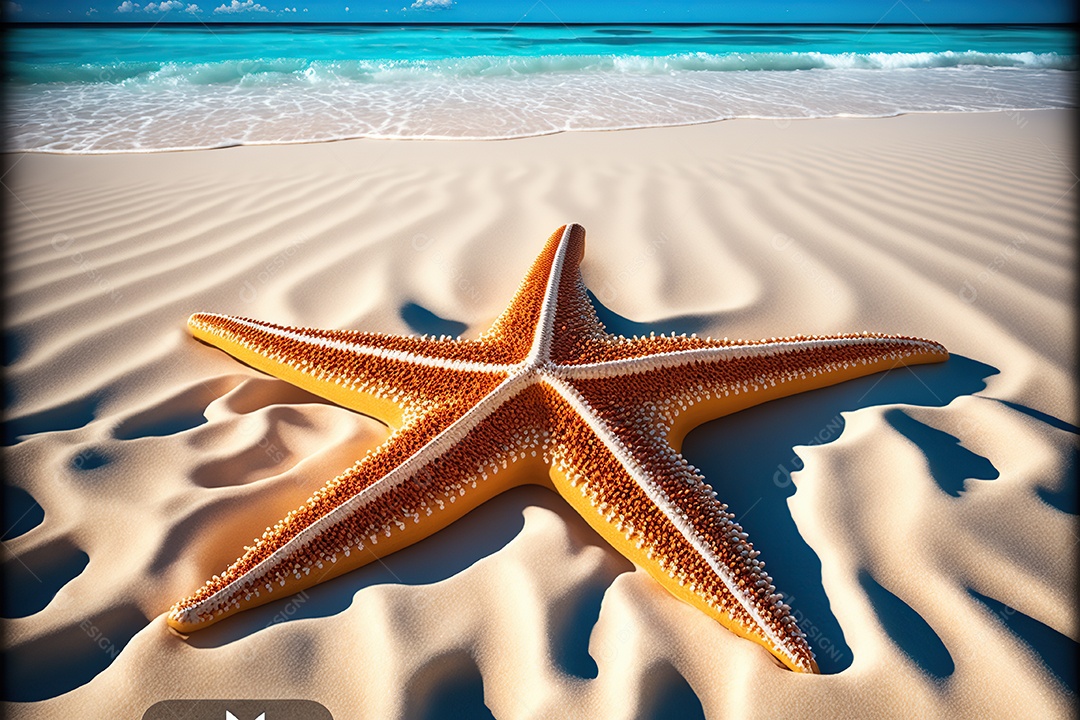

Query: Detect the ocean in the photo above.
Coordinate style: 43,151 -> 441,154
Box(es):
5,23 -> 1075,153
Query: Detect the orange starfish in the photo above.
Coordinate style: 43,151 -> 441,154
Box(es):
168,224 -> 947,673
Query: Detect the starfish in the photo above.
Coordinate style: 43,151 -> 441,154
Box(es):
168,224 -> 947,673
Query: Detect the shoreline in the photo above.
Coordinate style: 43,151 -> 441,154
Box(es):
3,109 -> 1075,718
5,106 -> 1069,156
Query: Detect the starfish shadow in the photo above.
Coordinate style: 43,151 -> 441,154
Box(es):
186,486 -> 633,683
681,353 -> 998,673
400,302 -> 468,339
588,290 -> 713,338
185,486 -> 625,653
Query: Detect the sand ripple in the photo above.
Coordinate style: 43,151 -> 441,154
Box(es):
2,110 -> 1075,718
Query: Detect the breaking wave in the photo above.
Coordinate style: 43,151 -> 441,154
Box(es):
7,50 -> 1077,87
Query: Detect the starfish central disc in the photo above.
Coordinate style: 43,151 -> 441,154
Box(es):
168,224 -> 948,674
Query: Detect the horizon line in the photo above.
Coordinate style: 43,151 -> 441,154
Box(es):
7,21 -> 1075,28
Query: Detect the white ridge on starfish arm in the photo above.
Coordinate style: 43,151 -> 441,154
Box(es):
526,223 -> 577,366
189,313 -> 517,375
540,372 -> 810,672
559,334 -> 948,379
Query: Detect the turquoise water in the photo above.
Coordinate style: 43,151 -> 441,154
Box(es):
5,24 -> 1076,152
8,24 -> 1076,72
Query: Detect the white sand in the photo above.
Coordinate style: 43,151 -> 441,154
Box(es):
2,110 -> 1076,718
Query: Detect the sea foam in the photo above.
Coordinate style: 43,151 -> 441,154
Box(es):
8,50 -> 1077,86
6,46 -> 1076,153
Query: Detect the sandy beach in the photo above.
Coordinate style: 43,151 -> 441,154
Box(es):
2,109 -> 1076,718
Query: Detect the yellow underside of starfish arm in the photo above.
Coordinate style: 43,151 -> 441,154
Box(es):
189,318 -> 408,430
168,456 -> 548,634
666,349 -> 949,452
547,464 -> 816,673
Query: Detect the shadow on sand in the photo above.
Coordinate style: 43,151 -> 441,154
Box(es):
9,299 -> 1076,704
680,351 -> 999,673
968,588 -> 1078,694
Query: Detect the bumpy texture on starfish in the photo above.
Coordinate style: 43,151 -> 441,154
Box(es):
168,224 -> 948,672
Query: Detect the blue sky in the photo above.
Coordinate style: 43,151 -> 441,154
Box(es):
4,0 -> 1074,23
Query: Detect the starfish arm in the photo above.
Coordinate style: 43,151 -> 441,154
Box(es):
478,224 -> 587,363
560,332 -> 948,447
542,376 -> 818,673
188,312 -> 511,429
167,380 -> 552,633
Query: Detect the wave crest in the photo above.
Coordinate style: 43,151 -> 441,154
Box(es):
9,50 -> 1077,86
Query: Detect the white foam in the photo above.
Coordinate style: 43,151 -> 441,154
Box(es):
6,61 -> 1075,153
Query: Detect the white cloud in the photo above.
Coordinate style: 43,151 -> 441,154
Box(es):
86,6 -> 98,14
344,5 -> 349,11
6,1 -> 22,12
117,0 -> 198,12
145,0 -> 185,11
213,0 -> 269,12
410,0 -> 453,9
